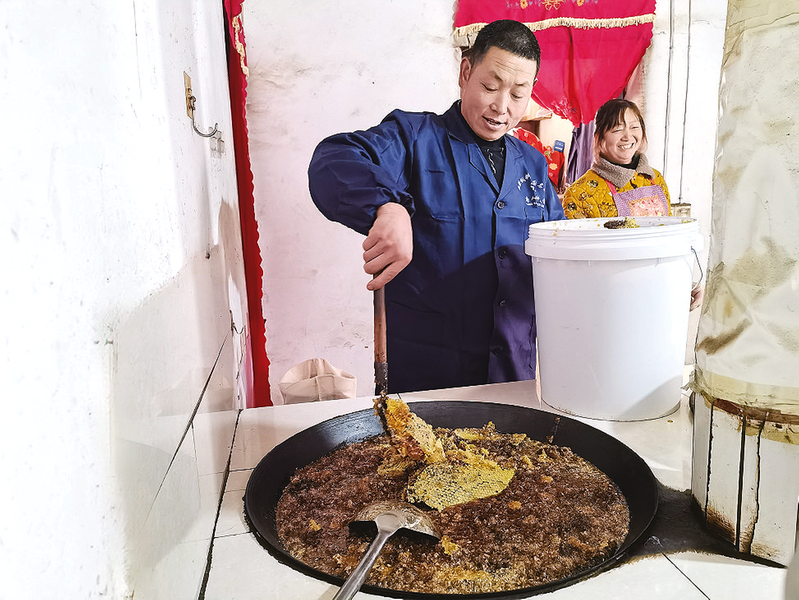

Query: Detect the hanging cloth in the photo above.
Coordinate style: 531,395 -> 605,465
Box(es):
454,0 -> 656,126
224,0 -> 272,406
566,121 -> 595,184
693,3 -> 799,414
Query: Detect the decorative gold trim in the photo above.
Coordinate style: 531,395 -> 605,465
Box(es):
232,16 -> 249,79
453,15 -> 656,47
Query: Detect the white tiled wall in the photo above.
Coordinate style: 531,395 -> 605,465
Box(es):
2,1 -> 249,598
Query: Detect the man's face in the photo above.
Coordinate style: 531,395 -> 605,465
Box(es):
459,47 -> 538,141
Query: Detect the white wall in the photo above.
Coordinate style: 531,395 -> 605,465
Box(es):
645,0 -> 727,256
246,1 -> 461,402
1,2 -> 248,597
247,2 -> 728,402
644,0 -> 728,355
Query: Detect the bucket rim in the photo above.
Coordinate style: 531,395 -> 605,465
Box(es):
525,216 -> 703,261
528,216 -> 699,234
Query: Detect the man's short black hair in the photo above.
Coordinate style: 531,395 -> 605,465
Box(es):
466,20 -> 541,72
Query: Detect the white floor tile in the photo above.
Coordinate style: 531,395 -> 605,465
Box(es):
668,551 -> 786,599
533,554 -> 708,599
225,468 -> 253,492
214,487 -> 250,538
230,398 -> 375,471
195,471 -> 225,543
204,532 -> 385,600
199,471 -> 225,498
192,408 -> 239,476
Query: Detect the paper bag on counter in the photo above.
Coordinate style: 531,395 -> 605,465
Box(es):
279,358 -> 357,404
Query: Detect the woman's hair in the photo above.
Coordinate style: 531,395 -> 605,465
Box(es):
593,98 -> 648,158
466,20 -> 541,74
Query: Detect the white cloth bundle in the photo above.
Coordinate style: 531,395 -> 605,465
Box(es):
278,358 -> 357,404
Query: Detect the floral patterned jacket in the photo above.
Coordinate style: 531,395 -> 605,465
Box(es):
561,153 -> 671,219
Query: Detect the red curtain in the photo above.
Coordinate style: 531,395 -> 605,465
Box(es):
454,1 -> 656,126
224,0 -> 272,407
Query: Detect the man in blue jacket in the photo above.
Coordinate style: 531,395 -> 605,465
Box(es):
308,20 -> 565,393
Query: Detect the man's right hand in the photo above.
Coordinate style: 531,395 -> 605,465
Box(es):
362,202 -> 413,290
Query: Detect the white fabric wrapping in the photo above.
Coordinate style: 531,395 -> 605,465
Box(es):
279,358 -> 357,404
693,3 -> 799,413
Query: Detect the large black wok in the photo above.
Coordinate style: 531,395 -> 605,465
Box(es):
244,401 -> 658,598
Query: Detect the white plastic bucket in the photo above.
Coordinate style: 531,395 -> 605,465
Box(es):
525,217 -> 703,421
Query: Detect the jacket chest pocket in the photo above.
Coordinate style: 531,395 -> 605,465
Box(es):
413,168 -> 462,220
502,183 -> 545,225
490,187 -> 546,250
522,201 -> 545,225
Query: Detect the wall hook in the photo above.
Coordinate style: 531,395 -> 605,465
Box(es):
188,94 -> 219,138
184,72 -> 219,138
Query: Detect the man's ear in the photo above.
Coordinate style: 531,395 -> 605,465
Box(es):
458,57 -> 472,88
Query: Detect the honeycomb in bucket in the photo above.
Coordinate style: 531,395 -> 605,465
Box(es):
603,217 -> 639,229
375,396 -> 515,510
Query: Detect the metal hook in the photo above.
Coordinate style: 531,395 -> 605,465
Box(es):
188,94 -> 219,138
691,246 -> 704,287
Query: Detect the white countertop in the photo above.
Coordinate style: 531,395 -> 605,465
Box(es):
204,380 -> 787,599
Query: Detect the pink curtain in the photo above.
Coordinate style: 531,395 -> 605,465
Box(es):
454,1 -> 656,126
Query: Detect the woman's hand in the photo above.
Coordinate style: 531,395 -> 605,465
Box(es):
362,202 -> 413,290
690,284 -> 704,311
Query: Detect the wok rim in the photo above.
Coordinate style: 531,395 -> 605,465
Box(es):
243,401 -> 659,599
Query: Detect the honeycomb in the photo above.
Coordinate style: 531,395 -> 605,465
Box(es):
377,396 -> 445,463
406,453 -> 515,510
376,396 -> 515,509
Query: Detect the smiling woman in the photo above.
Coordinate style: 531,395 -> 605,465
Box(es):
598,105 -> 645,165
560,99 -> 704,311
561,98 -> 670,220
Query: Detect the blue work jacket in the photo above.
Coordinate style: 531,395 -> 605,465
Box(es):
309,101 -> 564,393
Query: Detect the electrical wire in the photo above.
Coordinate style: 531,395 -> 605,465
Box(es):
664,0 -> 674,179
678,0 -> 693,202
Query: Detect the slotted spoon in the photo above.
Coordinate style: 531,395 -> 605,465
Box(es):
332,500 -> 439,600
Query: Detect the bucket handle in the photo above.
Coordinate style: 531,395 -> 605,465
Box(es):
691,247 -> 704,287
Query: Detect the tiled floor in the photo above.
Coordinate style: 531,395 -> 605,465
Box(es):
203,381 -> 789,599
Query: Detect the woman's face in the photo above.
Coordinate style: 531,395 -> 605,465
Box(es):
598,109 -> 642,165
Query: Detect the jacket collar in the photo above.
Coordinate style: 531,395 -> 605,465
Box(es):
443,101 -> 508,193
442,101 -> 477,143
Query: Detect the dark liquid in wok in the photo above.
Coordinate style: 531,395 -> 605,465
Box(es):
275,424 -> 629,594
